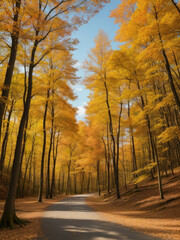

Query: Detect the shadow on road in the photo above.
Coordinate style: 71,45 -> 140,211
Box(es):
41,195 -> 161,240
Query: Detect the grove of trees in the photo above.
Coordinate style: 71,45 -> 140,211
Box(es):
0,0 -> 179,229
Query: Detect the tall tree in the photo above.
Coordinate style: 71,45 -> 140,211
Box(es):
0,0 -> 22,140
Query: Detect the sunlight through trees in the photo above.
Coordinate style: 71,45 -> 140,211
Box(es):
0,0 -> 179,230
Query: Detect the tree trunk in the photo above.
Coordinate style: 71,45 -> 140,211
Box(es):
38,88 -> 50,202
102,134 -> 110,194
7,117 -> 16,172
17,119 -> 28,197
146,115 -> 164,199
104,80 -> 120,199
81,171 -> 85,194
148,137 -> 154,179
61,171 -> 64,193
0,37 -> 37,228
154,6 -> 180,111
97,160 -> 101,196
116,102 -> 123,195
46,125 -> 53,198
107,124 -> 111,193
171,0 -> 180,13
50,132 -> 59,198
21,135 -> 35,197
121,136 -> 127,190
86,172 -> 91,193
128,100 -> 137,174
33,152 -> 36,195
137,79 -> 164,199
58,169 -> 61,194
0,101 -> 14,171
153,136 -> 164,199
0,0 -> 22,140
66,160 -> 71,195
74,173 -> 77,194
27,157 -> 32,194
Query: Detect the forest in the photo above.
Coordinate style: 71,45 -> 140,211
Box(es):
0,0 -> 180,234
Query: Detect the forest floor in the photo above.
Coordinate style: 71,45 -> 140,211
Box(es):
0,195 -> 67,240
0,168 -> 180,240
87,167 -> 180,240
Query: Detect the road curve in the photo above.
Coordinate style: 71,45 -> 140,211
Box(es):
41,194 -> 161,240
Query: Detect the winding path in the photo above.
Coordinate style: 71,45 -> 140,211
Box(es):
41,194 -> 161,240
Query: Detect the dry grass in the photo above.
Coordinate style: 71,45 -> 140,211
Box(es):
87,168 -> 180,240
0,195 -> 66,240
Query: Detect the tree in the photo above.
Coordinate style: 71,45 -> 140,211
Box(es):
83,30 -> 125,198
0,0 -> 22,140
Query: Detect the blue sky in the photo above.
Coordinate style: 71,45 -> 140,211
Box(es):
72,1 -> 120,121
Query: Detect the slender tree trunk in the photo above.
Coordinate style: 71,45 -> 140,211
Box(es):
61,171 -> 64,193
46,125 -> 53,198
66,160 -> 71,195
86,172 -> 91,193
162,48 -> 180,111
164,114 -> 175,175
27,157 -> 32,194
21,158 -> 29,198
121,136 -> 127,189
58,169 -> 61,194
7,117 -> 15,172
97,160 -> 101,196
33,152 -> 36,195
74,172 -> 77,194
17,119 -> 28,197
172,51 -> 180,79
171,0 -> 180,13
65,144 -> 75,195
103,163 -> 106,191
81,171 -> 85,194
128,100 -> 137,174
2,106 -> 8,131
38,88 -> 50,202
0,0 -> 22,140
148,137 -> 154,178
103,80 -> 120,199
146,115 -> 164,199
107,124 -> 110,193
21,135 -> 35,197
175,145 -> 180,165
102,135 -> 110,194
137,79 -> 164,199
50,132 -> 59,198
116,102 -> 123,196
0,101 -> 14,171
153,136 -> 164,199
154,6 -> 180,111
0,37 -> 37,228
111,158 -> 115,189
17,57 -> 29,197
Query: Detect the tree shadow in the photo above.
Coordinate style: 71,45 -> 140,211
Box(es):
41,218 -> 161,240
39,195 -> 161,240
43,196 -> 95,212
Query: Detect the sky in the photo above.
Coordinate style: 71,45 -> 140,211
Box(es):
71,1 -> 120,121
